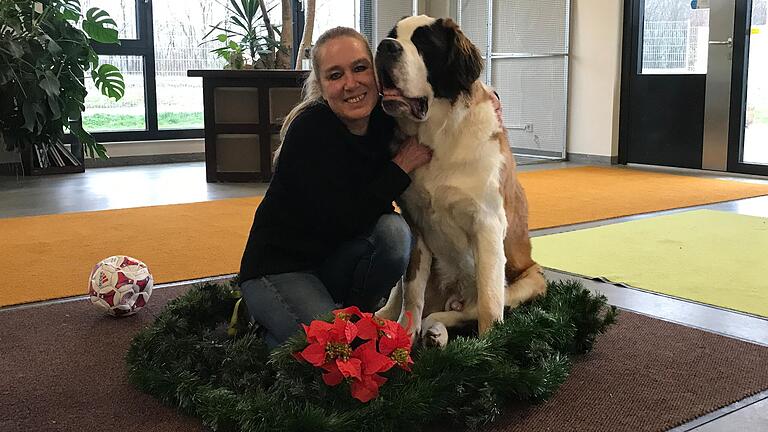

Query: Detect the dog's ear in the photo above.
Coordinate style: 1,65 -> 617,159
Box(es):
442,18 -> 483,94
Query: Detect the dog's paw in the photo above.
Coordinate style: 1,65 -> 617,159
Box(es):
422,322 -> 449,348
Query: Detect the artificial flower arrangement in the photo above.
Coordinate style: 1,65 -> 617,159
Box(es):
294,306 -> 414,402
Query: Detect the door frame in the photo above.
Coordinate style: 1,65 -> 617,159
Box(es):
618,0 -> 640,166
727,0 -> 768,175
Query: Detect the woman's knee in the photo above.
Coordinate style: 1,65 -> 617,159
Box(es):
371,213 -> 412,265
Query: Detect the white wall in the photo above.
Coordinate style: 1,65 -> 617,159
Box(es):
567,0 -> 624,158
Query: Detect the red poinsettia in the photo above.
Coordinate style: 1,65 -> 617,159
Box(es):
297,317 -> 362,382
378,312 -> 414,371
295,306 -> 414,403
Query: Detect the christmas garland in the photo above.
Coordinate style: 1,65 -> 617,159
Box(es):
126,279 -> 617,432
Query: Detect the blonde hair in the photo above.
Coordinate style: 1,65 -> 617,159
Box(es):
274,27 -> 373,164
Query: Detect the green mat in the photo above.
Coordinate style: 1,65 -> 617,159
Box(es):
532,210 -> 768,317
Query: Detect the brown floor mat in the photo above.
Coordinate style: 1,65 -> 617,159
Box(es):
1,286 -> 767,432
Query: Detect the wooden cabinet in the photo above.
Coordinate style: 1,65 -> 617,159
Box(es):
187,69 -> 309,182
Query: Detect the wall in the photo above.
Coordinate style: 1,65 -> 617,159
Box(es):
0,147 -> 21,164
567,0 -> 624,161
97,139 -> 204,158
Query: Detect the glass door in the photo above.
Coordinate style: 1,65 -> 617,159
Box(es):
727,0 -> 768,175
743,0 -> 767,165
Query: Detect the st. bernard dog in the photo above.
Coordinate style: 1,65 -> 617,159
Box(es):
375,16 -> 547,347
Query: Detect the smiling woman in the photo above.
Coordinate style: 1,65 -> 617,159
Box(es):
238,27 -> 434,348
316,36 -> 379,135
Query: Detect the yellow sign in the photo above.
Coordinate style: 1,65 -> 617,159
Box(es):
753,27 -> 761,35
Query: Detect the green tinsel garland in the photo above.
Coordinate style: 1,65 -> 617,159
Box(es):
126,279 -> 617,432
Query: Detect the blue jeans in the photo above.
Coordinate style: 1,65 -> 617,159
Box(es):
240,213 -> 411,348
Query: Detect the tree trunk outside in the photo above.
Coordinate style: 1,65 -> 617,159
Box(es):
276,0 -> 293,69
295,0 -> 315,70
257,0 -> 277,68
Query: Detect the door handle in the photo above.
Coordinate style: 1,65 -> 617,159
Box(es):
709,37 -> 733,47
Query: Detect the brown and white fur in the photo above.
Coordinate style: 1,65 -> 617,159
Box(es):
374,16 -> 546,347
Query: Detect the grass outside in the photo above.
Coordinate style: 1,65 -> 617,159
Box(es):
80,108 -> 768,132
82,112 -> 204,131
756,109 -> 768,124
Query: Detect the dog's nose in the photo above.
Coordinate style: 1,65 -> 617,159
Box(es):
378,39 -> 403,56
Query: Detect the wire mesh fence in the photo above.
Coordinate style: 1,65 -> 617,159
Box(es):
642,20 -> 708,73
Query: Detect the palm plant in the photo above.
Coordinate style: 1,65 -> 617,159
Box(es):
0,0 -> 126,161
202,0 -> 291,69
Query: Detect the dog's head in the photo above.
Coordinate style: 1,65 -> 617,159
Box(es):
375,16 -> 483,122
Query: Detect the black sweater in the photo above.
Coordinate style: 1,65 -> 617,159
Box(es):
239,101 -> 411,282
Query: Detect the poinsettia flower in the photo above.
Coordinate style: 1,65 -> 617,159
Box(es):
378,314 -> 414,371
356,312 -> 386,340
297,317 -> 358,367
320,362 -> 344,386
332,305 -> 363,321
353,340 -> 395,375
350,372 -> 388,403
319,355 -> 363,383
331,316 -> 358,343
294,309 -> 416,404
335,356 -> 362,380
302,320 -> 334,344
298,340 -> 329,367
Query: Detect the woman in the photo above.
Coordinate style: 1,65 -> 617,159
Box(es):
239,27 -> 432,348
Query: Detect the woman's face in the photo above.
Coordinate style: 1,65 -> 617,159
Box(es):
317,36 -> 378,135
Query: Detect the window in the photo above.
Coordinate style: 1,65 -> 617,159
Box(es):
152,0 -> 228,130
313,0 -> 360,42
641,0 -> 710,74
79,0 -> 293,142
83,55 -> 146,131
81,0 -> 138,39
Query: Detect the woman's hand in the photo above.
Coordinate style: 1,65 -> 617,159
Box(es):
392,136 -> 432,173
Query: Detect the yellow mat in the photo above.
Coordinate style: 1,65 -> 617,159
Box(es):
2,166 -> 768,307
532,210 -> 768,317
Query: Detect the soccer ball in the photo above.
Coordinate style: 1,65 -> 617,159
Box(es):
88,255 -> 154,317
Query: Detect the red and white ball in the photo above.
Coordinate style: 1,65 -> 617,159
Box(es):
88,255 -> 153,316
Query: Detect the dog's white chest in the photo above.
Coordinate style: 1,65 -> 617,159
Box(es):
401,140 -> 505,279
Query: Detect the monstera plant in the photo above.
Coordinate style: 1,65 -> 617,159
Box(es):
0,0 -> 125,162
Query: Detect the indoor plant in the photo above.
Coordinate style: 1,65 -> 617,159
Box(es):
202,0 -> 292,69
202,0 -> 316,70
0,0 -> 126,165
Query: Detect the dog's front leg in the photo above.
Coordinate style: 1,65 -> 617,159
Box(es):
400,234 -> 432,341
376,279 -> 403,321
472,222 -> 506,335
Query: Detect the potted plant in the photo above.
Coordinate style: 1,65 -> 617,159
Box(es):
202,0 -> 293,69
0,0 -> 126,172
